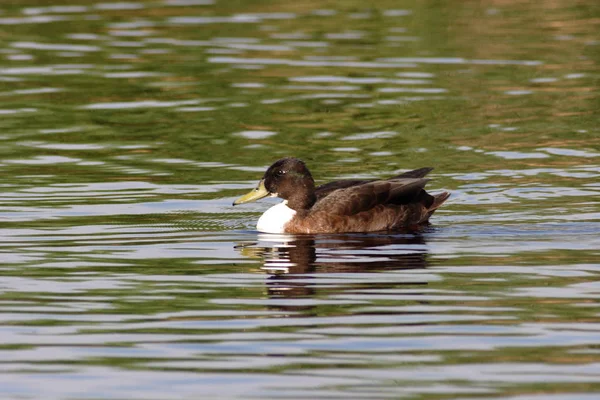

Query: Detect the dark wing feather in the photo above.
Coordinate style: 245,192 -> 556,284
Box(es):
312,178 -> 430,216
315,179 -> 372,200
390,167 -> 433,179
315,167 -> 433,200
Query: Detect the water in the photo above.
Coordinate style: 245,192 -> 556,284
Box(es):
1,0 -> 599,398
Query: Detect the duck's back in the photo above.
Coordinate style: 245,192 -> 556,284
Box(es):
314,167 -> 434,200
285,177 -> 449,234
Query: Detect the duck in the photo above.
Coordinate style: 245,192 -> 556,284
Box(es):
233,157 -> 450,234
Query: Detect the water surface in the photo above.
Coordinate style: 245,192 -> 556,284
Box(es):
0,0 -> 599,398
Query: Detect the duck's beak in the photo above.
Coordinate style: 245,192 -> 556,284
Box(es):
233,179 -> 270,205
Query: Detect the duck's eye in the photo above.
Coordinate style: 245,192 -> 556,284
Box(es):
275,170 -> 286,177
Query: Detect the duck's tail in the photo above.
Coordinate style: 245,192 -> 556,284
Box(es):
431,192 -> 450,210
424,191 -> 450,220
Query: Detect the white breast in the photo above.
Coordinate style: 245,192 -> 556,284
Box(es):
256,201 -> 297,234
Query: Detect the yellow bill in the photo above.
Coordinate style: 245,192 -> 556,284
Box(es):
233,179 -> 270,205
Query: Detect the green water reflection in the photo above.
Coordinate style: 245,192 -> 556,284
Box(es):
0,0 -> 599,399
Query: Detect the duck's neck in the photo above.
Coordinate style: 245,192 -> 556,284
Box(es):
286,190 -> 316,211
277,170 -> 317,212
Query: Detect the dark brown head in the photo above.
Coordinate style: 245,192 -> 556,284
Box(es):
233,157 -> 317,211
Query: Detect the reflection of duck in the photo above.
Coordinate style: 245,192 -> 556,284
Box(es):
236,233 -> 429,303
233,158 -> 449,234
237,233 -> 428,274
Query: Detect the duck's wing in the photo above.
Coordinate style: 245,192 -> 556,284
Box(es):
390,167 -> 433,179
315,179 -> 372,200
311,178 -> 431,216
315,167 -> 433,200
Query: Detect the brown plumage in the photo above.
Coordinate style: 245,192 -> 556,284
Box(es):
233,158 -> 450,234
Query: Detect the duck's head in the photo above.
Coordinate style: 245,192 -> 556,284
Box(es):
233,157 -> 316,210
